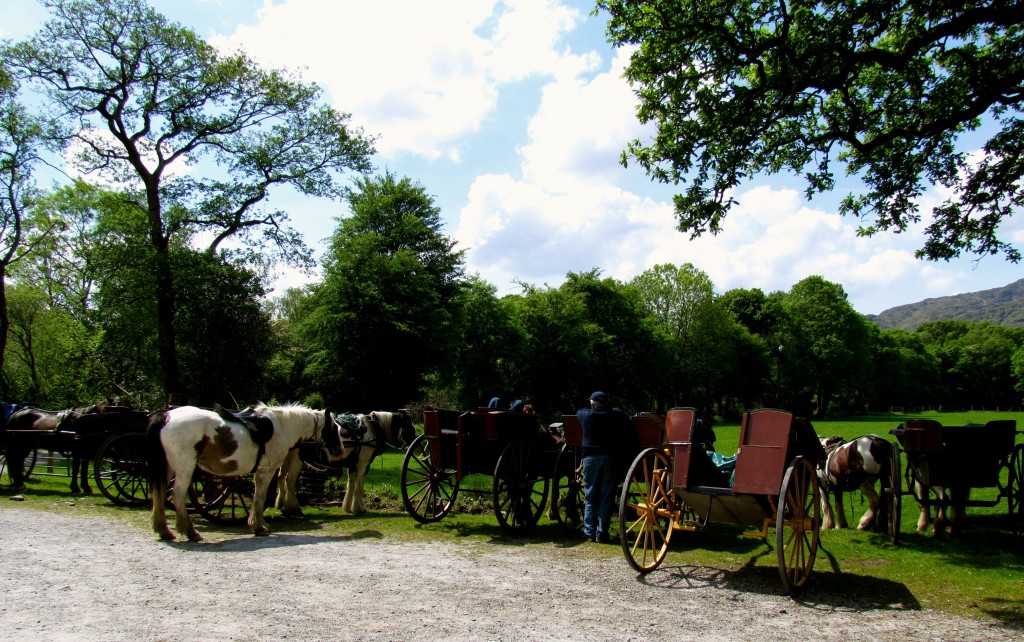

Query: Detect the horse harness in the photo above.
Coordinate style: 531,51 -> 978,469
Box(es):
340,412 -> 394,472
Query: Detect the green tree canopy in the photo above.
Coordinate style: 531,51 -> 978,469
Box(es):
6,0 -> 375,402
599,0 -> 1024,262
301,173 -> 465,411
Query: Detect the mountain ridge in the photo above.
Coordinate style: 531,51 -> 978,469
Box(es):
867,278 -> 1024,330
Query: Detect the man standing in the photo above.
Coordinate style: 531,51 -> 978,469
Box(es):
577,391 -> 629,543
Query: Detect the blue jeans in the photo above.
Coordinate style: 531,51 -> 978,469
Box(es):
582,454 -> 616,538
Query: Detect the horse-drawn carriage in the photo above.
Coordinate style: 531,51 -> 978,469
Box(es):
401,406 -> 564,533
0,404 -> 152,506
618,407 -> 825,592
890,418 -> 1023,539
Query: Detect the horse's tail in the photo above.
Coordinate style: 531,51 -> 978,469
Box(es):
146,410 -> 170,532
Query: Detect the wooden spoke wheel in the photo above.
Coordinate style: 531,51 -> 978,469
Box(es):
551,443 -> 584,531
886,445 -> 902,544
619,448 -> 675,574
93,432 -> 149,507
1008,444 -> 1024,541
400,434 -> 458,523
493,439 -> 549,534
776,456 -> 820,592
189,471 -> 253,525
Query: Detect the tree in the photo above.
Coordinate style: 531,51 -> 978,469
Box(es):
0,61 -> 63,391
781,276 -> 872,415
629,263 -> 737,413
7,0 -> 375,403
599,0 -> 1024,262
301,173 -> 465,411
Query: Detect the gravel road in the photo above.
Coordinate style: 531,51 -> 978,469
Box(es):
0,503 -> 1019,641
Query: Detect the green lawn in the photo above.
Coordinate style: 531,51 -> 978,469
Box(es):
2,410 -> 1021,628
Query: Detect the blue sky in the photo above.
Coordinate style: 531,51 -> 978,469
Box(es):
4,0 -> 1022,315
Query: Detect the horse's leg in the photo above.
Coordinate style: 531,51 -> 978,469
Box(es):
150,467 -> 177,541
948,487 -> 968,535
820,489 -> 836,529
932,487 -> 949,537
915,480 -> 931,532
858,481 -> 880,530
5,445 -> 28,492
80,444 -> 91,494
249,468 -> 274,536
833,491 -> 849,529
276,451 -> 303,517
171,467 -> 201,542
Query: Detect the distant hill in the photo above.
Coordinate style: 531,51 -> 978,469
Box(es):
868,279 -> 1024,330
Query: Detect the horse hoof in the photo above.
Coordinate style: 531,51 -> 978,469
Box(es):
188,532 -> 204,542
254,526 -> 271,536
159,531 -> 176,541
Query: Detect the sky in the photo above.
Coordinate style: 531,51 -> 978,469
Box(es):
3,0 -> 1022,315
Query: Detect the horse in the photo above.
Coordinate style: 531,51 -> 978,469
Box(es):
2,403 -> 111,493
147,403 -> 348,542
291,409 -> 417,515
817,435 -> 892,530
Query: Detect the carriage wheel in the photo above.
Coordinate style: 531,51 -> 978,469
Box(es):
551,443 -> 584,531
93,432 -> 149,506
776,456 -> 820,592
1008,444 -> 1024,540
190,471 -> 253,525
886,445 -> 902,544
619,448 -> 675,574
493,439 -> 550,534
400,434 -> 458,523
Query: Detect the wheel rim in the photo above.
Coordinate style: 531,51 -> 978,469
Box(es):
94,432 -> 149,506
620,448 -> 674,573
400,435 -> 457,523
190,472 -> 253,525
776,456 -> 820,591
1009,445 -> 1024,540
493,440 -> 549,534
552,444 -> 584,531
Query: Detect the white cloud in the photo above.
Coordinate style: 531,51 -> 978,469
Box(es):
212,0 -> 595,161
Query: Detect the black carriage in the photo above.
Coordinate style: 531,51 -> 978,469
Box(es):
400,406 -> 562,534
619,407 -> 825,592
0,407 -> 152,506
890,418 -> 1023,538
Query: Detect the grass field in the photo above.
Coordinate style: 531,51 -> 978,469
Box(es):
1,409 -> 1022,627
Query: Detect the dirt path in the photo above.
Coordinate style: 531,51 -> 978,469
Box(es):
0,504 -> 1018,641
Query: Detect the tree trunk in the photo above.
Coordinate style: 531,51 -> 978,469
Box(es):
153,246 -> 183,407
0,263 -> 8,397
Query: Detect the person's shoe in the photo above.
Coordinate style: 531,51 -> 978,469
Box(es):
596,532 -> 613,544
584,532 -> 596,542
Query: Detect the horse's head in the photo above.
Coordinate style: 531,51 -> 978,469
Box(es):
320,408 -> 347,462
393,409 -> 416,447
820,435 -> 845,453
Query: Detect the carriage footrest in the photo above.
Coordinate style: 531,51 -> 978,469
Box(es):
685,484 -> 732,495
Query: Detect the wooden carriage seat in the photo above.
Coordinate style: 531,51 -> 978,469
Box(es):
731,408 -> 793,495
669,407 -> 731,491
632,412 -> 664,450
560,415 -> 583,447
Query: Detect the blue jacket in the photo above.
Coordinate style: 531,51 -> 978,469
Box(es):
577,405 -> 629,457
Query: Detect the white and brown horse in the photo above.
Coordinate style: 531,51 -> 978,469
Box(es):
147,403 -> 347,541
818,435 -> 893,530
